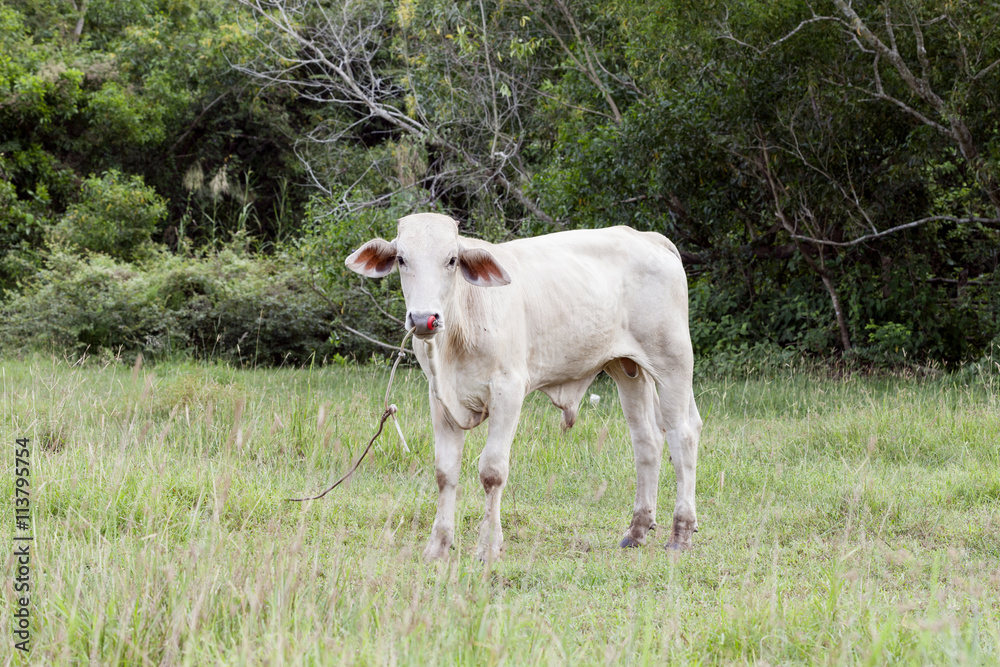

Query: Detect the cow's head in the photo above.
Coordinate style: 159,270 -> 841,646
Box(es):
345,213 -> 511,338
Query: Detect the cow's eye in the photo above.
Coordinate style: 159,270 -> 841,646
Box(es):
396,256 -> 406,267
447,256 -> 457,268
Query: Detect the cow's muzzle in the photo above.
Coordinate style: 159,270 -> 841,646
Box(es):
407,311 -> 441,337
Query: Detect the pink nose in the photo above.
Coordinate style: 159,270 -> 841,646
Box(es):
408,311 -> 441,336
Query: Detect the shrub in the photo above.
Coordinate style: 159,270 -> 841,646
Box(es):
0,249 -> 182,356
169,247 -> 342,366
54,170 -> 167,261
0,171 -> 47,296
0,243 -> 341,365
297,192 -> 418,359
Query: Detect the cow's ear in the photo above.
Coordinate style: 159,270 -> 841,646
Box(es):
459,247 -> 511,287
346,238 -> 397,277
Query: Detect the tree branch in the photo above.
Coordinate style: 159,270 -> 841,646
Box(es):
69,0 -> 88,41
357,282 -> 404,325
791,216 -> 1000,247
522,0 -> 622,123
169,91 -> 230,155
341,324 -> 412,355
756,139 -> 852,350
235,0 -> 558,224
829,0 -> 999,213
306,274 -> 411,355
718,9 -> 837,55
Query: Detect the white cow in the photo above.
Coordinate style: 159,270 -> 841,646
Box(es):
346,213 -> 702,561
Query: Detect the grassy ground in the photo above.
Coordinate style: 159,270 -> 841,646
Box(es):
2,353 -> 998,665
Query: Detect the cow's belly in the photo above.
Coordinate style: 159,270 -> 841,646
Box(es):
525,333 -> 621,390
511,238 -> 687,390
520,281 -> 634,389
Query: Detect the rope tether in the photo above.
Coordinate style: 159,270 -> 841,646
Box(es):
287,327 -> 415,502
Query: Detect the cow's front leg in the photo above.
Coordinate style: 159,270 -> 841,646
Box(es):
423,394 -> 466,561
475,383 -> 524,562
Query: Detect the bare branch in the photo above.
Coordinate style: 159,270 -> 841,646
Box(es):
884,4 -> 897,55
831,0 -> 941,110
292,140 -> 333,198
755,139 -> 852,350
841,80 -> 952,136
717,0 -> 984,152
477,0 -> 502,156
306,274 -> 411,354
235,0 -> 425,136
341,324 -> 412,355
903,1 -> 932,79
65,0 -> 90,41
170,91 -> 229,155
718,10 -> 838,55
523,82 -> 617,121
971,57 -> 1000,82
829,0 -> 999,213
357,282 -> 405,326
592,53 -> 645,97
779,117 -> 878,235
553,0 -> 621,123
522,0 -> 622,123
791,216 -> 1000,247
234,0 -> 558,224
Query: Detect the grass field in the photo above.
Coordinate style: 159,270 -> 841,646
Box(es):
2,353 -> 999,665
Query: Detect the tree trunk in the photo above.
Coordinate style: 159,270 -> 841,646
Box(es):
71,0 -> 88,41
788,234 -> 853,352
819,272 -> 852,352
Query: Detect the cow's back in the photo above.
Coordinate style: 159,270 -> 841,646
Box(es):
464,226 -> 688,386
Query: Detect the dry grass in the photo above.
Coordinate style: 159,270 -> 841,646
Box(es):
2,353 -> 998,664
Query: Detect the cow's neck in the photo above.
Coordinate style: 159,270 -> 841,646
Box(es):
419,280 -> 488,429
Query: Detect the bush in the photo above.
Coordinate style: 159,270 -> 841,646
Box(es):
0,243 -> 341,365
0,250 -> 181,356
54,170 -> 167,261
0,171 -> 47,296
167,247 -> 342,366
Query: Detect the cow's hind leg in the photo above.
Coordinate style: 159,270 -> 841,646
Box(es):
423,394 -> 466,561
606,360 -> 663,548
660,385 -> 702,550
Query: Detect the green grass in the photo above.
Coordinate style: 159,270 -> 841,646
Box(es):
2,353 -> 999,665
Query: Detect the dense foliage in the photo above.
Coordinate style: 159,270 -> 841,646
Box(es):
2,0 -> 998,367
1,241 -> 339,365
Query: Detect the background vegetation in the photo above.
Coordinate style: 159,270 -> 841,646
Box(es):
1,0 -> 999,368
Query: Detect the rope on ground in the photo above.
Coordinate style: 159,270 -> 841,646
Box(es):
286,327 -> 415,502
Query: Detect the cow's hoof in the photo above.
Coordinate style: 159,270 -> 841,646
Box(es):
666,516 -> 696,551
474,530 -> 504,561
619,535 -> 641,548
422,535 -> 452,561
474,544 -> 503,562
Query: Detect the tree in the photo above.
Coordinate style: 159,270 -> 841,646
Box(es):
719,0 -> 1000,352
233,0 -> 642,229
538,0 -> 1000,361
